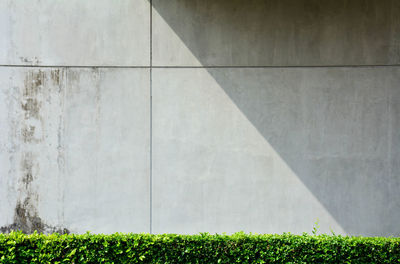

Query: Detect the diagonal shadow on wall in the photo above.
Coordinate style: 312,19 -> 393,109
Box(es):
151,0 -> 400,236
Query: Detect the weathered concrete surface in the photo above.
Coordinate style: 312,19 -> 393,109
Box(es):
152,67 -> 400,236
0,0 -> 150,66
152,0 -> 400,66
0,68 -> 67,233
1,0 -> 399,237
0,68 -> 150,234
63,68 -> 150,233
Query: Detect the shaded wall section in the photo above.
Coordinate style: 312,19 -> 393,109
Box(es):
152,0 -> 400,66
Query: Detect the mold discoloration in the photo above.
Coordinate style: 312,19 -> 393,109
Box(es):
14,199 -> 43,232
23,70 -> 45,97
21,172 -> 33,188
20,71 -> 45,143
0,152 -> 69,234
19,56 -> 41,66
51,69 -> 61,86
18,71 -> 43,231
21,152 -> 35,186
21,120 -> 43,144
0,69 -> 69,234
0,200 -> 70,234
55,70 -> 66,229
21,98 -> 41,119
21,125 -> 36,143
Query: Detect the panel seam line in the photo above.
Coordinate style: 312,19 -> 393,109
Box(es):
0,64 -> 399,68
149,0 -> 153,235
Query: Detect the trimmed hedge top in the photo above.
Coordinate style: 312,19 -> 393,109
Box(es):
0,231 -> 399,263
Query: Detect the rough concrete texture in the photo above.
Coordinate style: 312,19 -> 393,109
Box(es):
152,67 -> 400,236
0,68 -> 68,233
0,68 -> 150,234
0,0 -> 150,66
1,0 -> 399,236
63,68 -> 150,233
152,0 -> 400,66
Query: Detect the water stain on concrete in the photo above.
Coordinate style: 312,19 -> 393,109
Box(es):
23,70 -> 44,98
51,69 -> 61,86
21,125 -> 37,143
0,69 -> 68,234
20,71 -> 44,144
21,153 -> 34,189
21,98 -> 41,119
0,152 -> 69,234
19,56 -> 41,66
0,200 -> 70,234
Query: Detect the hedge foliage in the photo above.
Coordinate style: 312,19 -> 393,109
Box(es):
0,232 -> 399,263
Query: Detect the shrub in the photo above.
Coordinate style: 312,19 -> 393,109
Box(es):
0,231 -> 399,263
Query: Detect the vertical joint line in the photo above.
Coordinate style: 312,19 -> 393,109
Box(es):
149,0 -> 153,235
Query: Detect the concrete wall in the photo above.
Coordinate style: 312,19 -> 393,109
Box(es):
0,0 -> 399,236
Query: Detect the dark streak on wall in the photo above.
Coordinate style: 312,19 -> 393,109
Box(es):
0,69 -> 68,234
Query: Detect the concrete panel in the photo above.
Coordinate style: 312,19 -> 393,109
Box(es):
152,67 -> 400,236
0,67 -> 67,233
0,0 -> 150,66
0,67 -> 150,234
152,0 -> 400,66
63,68 -> 150,233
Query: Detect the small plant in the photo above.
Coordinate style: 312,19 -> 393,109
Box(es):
312,218 -> 320,235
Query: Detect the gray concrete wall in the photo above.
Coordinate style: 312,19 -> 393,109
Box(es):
0,0 -> 399,236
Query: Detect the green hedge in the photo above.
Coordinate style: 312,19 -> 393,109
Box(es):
0,232 -> 399,263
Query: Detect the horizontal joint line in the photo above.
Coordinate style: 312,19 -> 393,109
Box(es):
0,64 -> 399,69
